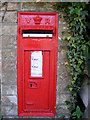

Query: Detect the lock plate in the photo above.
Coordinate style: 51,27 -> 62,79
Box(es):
28,80 -> 40,89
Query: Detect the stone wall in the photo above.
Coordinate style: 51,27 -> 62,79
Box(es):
0,2 -> 71,118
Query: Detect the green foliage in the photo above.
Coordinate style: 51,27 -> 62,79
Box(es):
56,2 -> 90,119
72,106 -> 83,118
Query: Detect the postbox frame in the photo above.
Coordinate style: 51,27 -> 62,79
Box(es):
17,12 -> 58,117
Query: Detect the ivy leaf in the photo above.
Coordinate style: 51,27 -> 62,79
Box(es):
71,80 -> 75,84
76,106 -> 83,118
72,106 -> 83,118
67,36 -> 71,40
72,43 -> 76,48
62,36 -> 66,41
78,59 -> 83,64
65,100 -> 71,105
76,24 -> 79,30
71,104 -> 75,110
62,31 -> 65,35
59,14 -> 62,18
69,88 -> 73,91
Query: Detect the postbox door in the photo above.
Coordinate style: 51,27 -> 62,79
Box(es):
17,12 -> 58,116
24,50 -> 50,111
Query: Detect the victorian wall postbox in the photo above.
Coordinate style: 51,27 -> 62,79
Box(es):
17,12 -> 58,117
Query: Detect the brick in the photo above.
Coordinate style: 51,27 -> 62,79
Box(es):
2,71 -> 17,85
1,95 -> 17,106
3,12 -> 17,23
2,24 -> 17,35
7,2 -> 18,10
1,84 -> 17,95
2,49 -> 17,61
2,59 -> 16,71
2,35 -> 17,49
1,105 -> 17,116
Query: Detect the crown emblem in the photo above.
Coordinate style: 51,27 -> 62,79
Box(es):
33,15 -> 42,24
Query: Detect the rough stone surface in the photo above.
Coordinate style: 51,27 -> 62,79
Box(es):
2,35 -> 17,49
1,95 -> 17,106
1,2 -> 71,118
57,93 -> 70,105
2,59 -> 16,71
0,37 -> 2,49
3,11 -> 17,23
1,105 -> 17,116
2,49 -> 16,61
1,84 -> 17,95
7,2 -> 18,11
21,2 -> 56,11
0,24 -> 2,35
2,71 -> 17,85
2,24 -> 17,35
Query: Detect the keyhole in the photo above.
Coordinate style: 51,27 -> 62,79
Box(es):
30,84 -> 32,87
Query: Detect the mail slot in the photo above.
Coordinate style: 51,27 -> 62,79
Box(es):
17,12 -> 58,117
22,30 -> 53,37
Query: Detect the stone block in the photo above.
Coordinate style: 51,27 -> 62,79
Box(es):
43,3 -> 56,11
57,93 -> 70,105
2,71 -> 17,85
7,2 -> 18,10
3,12 -> 17,23
2,49 -> 17,61
58,39 -> 68,50
58,50 -> 68,65
0,36 -> 2,49
0,60 -> 1,80
0,16 -> 2,23
1,95 -> 17,106
1,105 -> 17,116
56,104 -> 70,114
21,2 -> 38,10
0,11 -> 4,17
0,24 -> 2,35
2,59 -> 16,71
57,77 -> 70,93
21,2 -> 56,11
0,2 -> 8,11
1,5 -> 6,11
0,50 -> 1,60
1,84 -> 17,95
2,24 -> 17,35
2,35 -> 17,49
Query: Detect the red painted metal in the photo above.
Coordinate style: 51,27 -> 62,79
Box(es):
17,12 -> 58,117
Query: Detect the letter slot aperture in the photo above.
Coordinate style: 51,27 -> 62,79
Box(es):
22,30 -> 53,37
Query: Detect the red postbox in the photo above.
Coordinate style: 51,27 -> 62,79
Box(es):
17,12 -> 58,117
